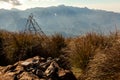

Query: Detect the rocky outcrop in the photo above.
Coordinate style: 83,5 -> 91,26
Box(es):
0,56 -> 77,80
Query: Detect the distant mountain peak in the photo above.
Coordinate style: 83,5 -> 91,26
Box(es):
58,4 -> 66,7
0,6 -> 120,36
11,8 -> 19,11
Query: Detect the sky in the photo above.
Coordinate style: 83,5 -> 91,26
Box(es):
0,0 -> 120,13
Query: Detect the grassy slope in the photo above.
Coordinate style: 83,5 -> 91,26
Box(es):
0,30 -> 120,80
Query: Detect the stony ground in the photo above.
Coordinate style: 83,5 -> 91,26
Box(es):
0,56 -> 77,80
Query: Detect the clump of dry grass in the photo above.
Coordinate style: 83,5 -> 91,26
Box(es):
0,30 -> 44,64
3,32 -> 43,64
0,30 -> 8,65
80,44 -> 120,80
0,30 -> 67,65
77,32 -> 120,80
50,33 -> 66,57
68,32 -> 119,72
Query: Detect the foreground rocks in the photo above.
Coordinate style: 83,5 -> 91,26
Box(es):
0,56 -> 77,80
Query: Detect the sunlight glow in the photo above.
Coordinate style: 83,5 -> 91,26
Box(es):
0,2 -> 13,9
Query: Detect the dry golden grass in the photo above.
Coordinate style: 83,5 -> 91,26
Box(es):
0,31 -> 67,65
0,30 -> 120,80
79,44 -> 120,80
67,32 -> 120,79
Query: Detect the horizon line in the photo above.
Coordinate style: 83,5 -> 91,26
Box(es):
0,4 -> 120,13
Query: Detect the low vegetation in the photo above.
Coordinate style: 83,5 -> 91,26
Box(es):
0,30 -> 120,80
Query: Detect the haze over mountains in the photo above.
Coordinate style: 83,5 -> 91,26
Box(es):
0,5 -> 120,36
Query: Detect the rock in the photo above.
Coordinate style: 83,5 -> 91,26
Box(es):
0,72 -> 17,80
19,72 -> 40,80
45,61 -> 59,77
35,69 -> 45,78
1,65 -> 14,73
21,61 -> 32,66
0,56 -> 76,80
45,61 -> 60,80
20,56 -> 40,66
59,70 -> 77,80
15,65 -> 24,72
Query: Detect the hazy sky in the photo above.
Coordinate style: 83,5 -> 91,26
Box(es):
0,0 -> 120,12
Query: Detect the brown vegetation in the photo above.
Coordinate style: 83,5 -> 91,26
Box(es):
0,30 -> 120,80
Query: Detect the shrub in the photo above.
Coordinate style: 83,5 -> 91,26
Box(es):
41,33 -> 66,58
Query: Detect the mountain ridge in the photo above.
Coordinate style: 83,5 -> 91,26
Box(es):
0,5 -> 120,36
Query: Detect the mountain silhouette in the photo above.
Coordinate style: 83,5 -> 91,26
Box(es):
0,5 -> 120,36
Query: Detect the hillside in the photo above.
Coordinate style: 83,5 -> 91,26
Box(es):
1,30 -> 120,80
0,5 -> 120,36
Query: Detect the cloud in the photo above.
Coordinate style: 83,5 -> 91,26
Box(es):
0,0 -> 21,5
0,0 -> 56,5
29,0 -> 55,2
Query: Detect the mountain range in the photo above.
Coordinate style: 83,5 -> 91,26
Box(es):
0,5 -> 120,36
